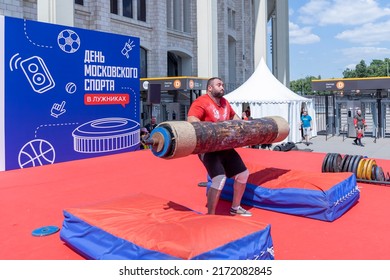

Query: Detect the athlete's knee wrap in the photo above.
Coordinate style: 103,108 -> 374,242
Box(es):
210,175 -> 226,190
234,169 -> 249,184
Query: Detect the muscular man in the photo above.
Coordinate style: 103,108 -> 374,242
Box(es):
187,77 -> 252,216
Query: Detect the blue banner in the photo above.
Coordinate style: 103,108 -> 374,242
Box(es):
4,16 -> 140,170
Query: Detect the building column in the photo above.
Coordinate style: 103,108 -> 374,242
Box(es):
253,0 -> 267,68
196,0 -> 218,78
37,0 -> 74,26
272,0 -> 290,86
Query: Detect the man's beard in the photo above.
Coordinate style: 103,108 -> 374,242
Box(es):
212,90 -> 224,98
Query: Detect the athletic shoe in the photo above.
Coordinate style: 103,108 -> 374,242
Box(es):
230,206 -> 252,217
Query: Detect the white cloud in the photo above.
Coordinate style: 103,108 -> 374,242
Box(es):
299,0 -> 390,26
335,20 -> 390,45
289,22 -> 320,44
339,46 -> 390,63
298,0 -> 329,25
289,7 -> 294,17
289,1 -> 390,79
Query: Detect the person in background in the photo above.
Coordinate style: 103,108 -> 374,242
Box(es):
353,109 -> 366,147
300,107 -> 305,142
187,77 -> 252,217
245,106 -> 251,119
300,110 -> 312,146
241,111 -> 249,120
139,127 -> 150,150
145,116 -> 157,133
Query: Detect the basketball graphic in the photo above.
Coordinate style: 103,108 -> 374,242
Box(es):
18,139 -> 56,168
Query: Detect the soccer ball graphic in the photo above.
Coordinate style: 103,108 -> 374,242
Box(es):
57,29 -> 81,53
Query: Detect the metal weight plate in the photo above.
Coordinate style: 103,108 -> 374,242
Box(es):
351,155 -> 363,175
322,153 -> 332,173
371,164 -> 377,181
329,153 -> 337,172
32,225 -> 60,237
324,153 -> 332,173
365,159 -> 376,180
375,166 -> 385,182
361,159 -> 369,180
362,159 -> 371,180
325,153 -> 336,173
340,155 -> 350,172
331,153 -> 342,172
346,155 -> 354,173
342,155 -> 353,172
356,158 -> 366,179
347,155 -> 357,173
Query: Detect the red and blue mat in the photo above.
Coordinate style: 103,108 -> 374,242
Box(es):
60,193 -> 274,260
211,162 -> 359,221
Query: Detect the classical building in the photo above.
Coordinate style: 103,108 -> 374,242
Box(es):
0,0 -> 289,122
0,0 -> 289,84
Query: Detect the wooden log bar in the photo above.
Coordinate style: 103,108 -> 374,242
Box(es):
146,116 -> 289,159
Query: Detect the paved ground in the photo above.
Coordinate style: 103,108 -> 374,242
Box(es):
293,134 -> 390,160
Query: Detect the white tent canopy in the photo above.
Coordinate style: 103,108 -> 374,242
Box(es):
225,58 -> 316,143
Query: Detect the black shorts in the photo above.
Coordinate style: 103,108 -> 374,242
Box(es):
198,149 -> 247,179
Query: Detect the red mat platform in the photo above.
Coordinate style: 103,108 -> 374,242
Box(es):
1,148 -> 390,259
60,193 -> 273,260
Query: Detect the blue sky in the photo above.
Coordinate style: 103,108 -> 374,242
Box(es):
287,0 -> 390,81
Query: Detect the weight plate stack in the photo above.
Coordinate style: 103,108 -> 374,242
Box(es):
321,153 -> 343,173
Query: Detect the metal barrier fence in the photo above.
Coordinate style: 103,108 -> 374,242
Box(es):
307,94 -> 390,139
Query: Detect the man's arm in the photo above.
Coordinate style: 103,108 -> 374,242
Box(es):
232,114 -> 241,120
187,116 -> 201,123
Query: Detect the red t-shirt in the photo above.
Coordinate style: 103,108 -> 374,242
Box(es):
188,94 -> 236,122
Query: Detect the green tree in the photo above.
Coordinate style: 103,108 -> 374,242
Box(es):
369,59 -> 383,76
355,60 -> 368,77
291,58 -> 390,95
383,58 -> 390,76
342,58 -> 390,78
290,75 -> 320,95
342,67 -> 355,78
